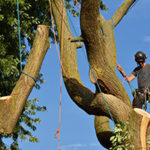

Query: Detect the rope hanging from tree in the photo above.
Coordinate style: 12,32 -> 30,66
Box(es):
49,0 -> 116,126
49,0 -> 64,149
17,0 -> 36,82
61,0 -> 117,123
0,0 -> 38,103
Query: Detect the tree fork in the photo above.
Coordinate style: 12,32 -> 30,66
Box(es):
0,25 -> 50,134
52,0 -> 131,122
52,0 -> 150,149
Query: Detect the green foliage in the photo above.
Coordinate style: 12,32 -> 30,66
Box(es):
64,0 -> 108,17
65,0 -> 80,17
0,0 -> 50,149
66,2 -> 80,17
109,122 -> 134,150
34,74 -> 45,90
0,0 -> 53,97
147,134 -> 150,148
100,0 -> 108,11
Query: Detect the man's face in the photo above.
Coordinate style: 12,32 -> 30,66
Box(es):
138,61 -> 145,67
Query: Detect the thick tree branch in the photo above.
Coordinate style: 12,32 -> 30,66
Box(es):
95,110 -> 143,150
70,36 -> 84,42
80,0 -> 131,106
52,0 -> 149,149
95,116 -> 113,149
98,14 -> 106,26
111,0 -> 136,27
52,0 -> 131,123
52,0 -> 81,80
64,77 -> 130,123
0,25 -> 50,134
75,43 -> 83,49
70,36 -> 84,48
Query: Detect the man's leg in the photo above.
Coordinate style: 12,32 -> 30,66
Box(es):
132,97 -> 143,108
132,92 -> 145,109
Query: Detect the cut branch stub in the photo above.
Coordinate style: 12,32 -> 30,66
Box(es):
89,68 -> 98,84
134,108 -> 150,150
0,25 -> 50,134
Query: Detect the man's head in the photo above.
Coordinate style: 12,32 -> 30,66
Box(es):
135,51 -> 147,65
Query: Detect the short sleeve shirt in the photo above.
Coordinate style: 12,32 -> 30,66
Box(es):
132,64 -> 150,89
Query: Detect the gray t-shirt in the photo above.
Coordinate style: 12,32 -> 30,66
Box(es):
132,64 -> 150,89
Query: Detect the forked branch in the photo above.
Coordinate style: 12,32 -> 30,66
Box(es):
111,0 -> 136,27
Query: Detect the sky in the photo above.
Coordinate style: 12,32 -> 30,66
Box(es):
4,0 -> 150,150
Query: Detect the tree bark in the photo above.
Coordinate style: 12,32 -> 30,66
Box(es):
0,25 -> 50,134
52,0 -> 131,121
112,0 -> 136,27
52,0 -> 150,149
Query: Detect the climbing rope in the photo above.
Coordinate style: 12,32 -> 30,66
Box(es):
54,69 -> 62,150
111,15 -> 137,94
49,0 -> 65,149
48,0 -> 92,93
49,0 -> 140,134
55,0 -> 64,149
17,0 -> 36,82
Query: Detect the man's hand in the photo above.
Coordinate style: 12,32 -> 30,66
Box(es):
117,64 -> 135,82
117,64 -> 123,72
117,64 -> 126,78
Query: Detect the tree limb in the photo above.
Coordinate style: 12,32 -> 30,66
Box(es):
111,0 -> 136,27
80,0 -> 131,106
52,0 -> 131,123
95,116 -> 113,149
64,77 -> 131,123
52,0 -> 150,149
70,36 -> 84,42
98,14 -> 106,26
0,25 -> 50,134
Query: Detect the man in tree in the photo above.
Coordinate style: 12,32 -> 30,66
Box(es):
51,0 -> 150,148
117,51 -> 150,110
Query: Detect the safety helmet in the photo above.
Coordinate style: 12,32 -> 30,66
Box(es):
134,51 -> 147,63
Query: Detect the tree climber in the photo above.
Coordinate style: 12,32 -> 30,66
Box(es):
117,51 -> 150,110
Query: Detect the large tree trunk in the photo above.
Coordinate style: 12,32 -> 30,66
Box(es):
0,25 -> 50,134
52,0 -> 150,149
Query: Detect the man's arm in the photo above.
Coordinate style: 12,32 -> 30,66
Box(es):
126,74 -> 136,82
117,64 -> 136,82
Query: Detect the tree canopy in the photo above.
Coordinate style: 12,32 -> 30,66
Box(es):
0,0 -> 49,149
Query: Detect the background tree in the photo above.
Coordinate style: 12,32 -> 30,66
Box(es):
0,0 -> 49,149
51,0 -> 150,149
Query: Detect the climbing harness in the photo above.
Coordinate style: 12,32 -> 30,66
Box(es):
132,87 -> 150,111
144,87 -> 150,110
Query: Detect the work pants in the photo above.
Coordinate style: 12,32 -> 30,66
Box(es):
132,89 -> 149,110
